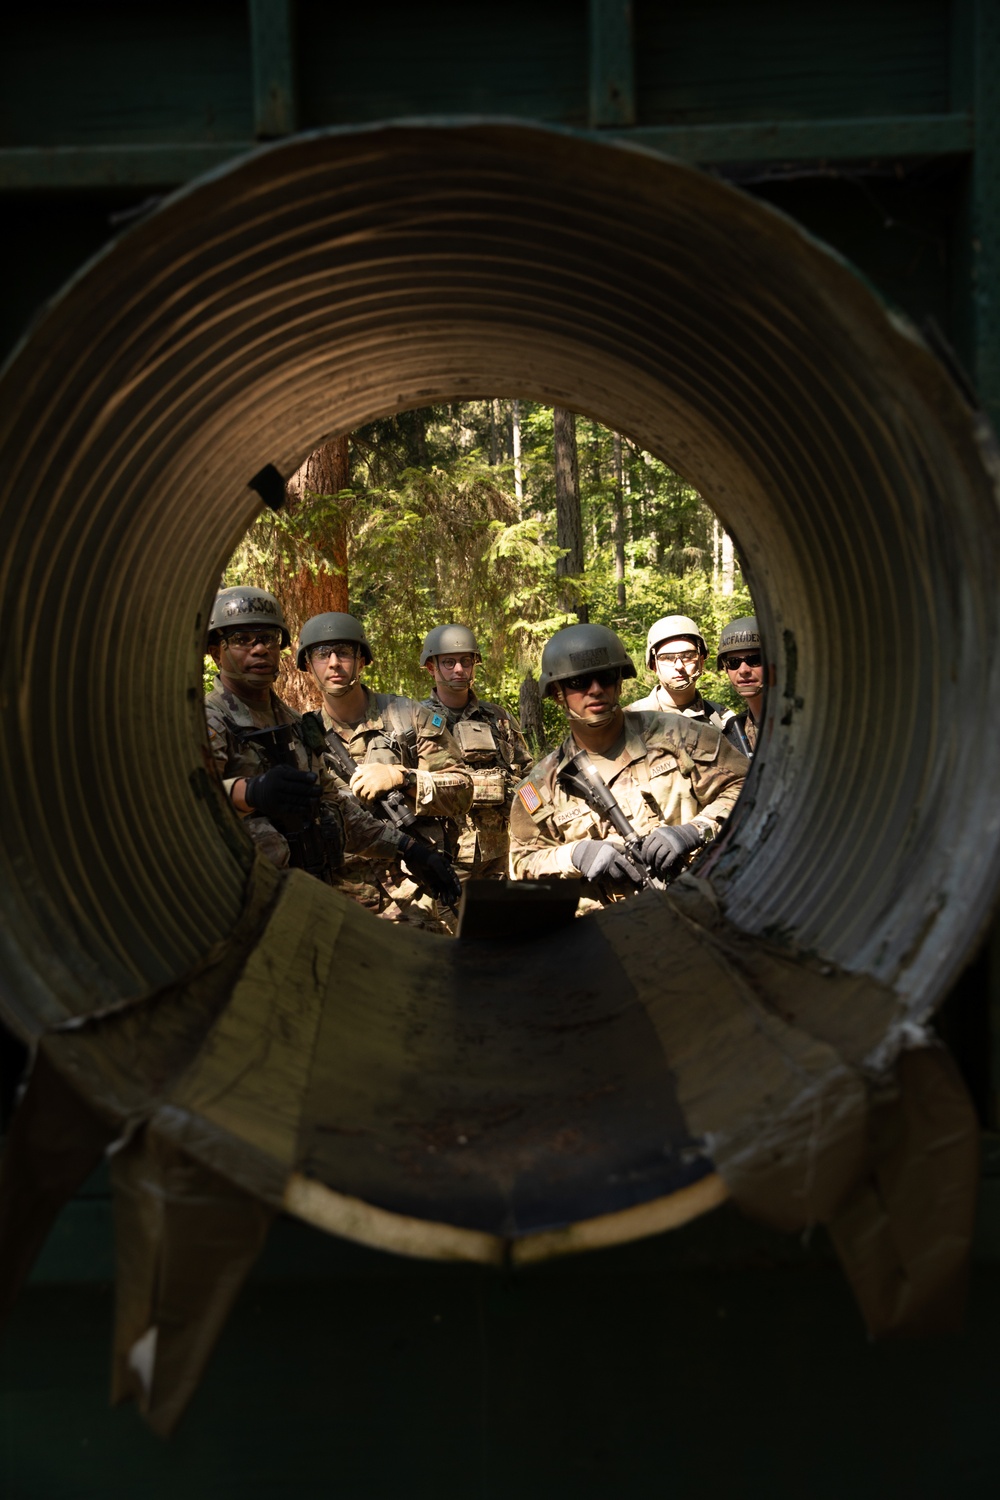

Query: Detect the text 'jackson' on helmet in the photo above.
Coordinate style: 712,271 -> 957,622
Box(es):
297,612 -> 373,671
717,616 -> 760,668
208,587 -> 290,646
420,624 -> 482,667
645,614 -> 708,668
538,623 -> 637,698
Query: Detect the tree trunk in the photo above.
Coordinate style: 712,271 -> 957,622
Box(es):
553,406 -> 587,621
519,671 -> 546,757
721,528 -> 735,596
277,435 -> 351,709
611,431 -> 627,610
512,400 -> 524,508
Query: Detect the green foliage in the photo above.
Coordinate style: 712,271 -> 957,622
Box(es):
224,400 -> 757,741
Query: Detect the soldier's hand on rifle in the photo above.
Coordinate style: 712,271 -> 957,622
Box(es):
639,822 -> 705,878
244,765 -> 321,818
571,839 -> 643,885
397,835 -> 462,909
349,763 -> 406,802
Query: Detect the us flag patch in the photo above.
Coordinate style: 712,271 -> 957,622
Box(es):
517,781 -> 542,814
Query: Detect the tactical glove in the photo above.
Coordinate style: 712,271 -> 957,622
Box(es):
639,822 -> 705,878
350,763 -> 407,802
571,839 -> 643,885
398,835 -> 462,909
244,765 -> 320,818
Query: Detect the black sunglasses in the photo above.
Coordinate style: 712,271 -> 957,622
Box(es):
561,668 -> 622,692
723,652 -> 762,669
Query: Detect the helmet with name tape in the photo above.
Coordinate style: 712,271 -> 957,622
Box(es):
207,587 -> 290,646
716,616 -> 761,668
538,623 -> 636,697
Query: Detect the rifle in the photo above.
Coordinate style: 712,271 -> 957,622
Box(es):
312,720 -> 462,912
234,722 -> 344,882
556,750 -> 668,892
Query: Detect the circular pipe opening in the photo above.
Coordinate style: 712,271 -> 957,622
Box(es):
1,120 -> 998,1034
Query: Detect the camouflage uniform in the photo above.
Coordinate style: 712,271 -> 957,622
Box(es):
310,688 -> 472,923
627,685 -> 745,755
509,710 -> 747,904
204,680 -> 400,875
421,689 -> 533,881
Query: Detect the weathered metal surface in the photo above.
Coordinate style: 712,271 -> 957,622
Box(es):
0,120 -> 996,1015
0,120 -> 993,1425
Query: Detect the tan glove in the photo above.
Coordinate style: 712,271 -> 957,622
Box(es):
349,762 -> 406,802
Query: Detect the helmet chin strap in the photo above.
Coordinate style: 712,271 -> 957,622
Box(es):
556,687 -> 619,729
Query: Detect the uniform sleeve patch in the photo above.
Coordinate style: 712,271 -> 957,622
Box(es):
517,781 -> 542,814
432,713 -> 443,727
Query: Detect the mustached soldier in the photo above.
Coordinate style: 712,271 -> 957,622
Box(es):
297,612 -> 473,927
509,623 -> 747,904
204,588 -> 425,886
419,624 -> 533,884
628,614 -> 743,753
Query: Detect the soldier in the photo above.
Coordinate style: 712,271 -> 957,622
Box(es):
628,613 -> 742,751
509,623 -> 747,903
717,615 -> 765,757
419,623 -> 533,884
204,587 -> 449,897
296,611 -> 473,926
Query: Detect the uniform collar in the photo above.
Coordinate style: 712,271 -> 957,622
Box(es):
557,713 -> 646,775
429,687 -> 480,719
322,685 -> 380,732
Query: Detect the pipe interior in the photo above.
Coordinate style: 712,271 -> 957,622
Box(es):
1,120 -> 999,1034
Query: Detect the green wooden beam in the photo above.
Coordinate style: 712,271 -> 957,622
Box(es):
249,0 -> 297,139
617,113 -> 974,164
0,114 -> 975,193
0,144 -> 255,190
589,0 -> 636,128
970,1 -> 1000,429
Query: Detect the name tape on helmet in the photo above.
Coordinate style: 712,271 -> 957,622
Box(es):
222,596 -> 280,620
567,647 -> 609,670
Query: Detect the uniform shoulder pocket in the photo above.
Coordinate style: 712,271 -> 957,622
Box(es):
513,774 -> 554,824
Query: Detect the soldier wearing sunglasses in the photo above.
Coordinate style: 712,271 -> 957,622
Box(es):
717,617 -> 765,757
628,613 -> 744,752
509,623 -> 747,902
204,587 -> 410,882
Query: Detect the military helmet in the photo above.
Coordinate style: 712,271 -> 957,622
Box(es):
296,612 -> 373,671
420,623 -> 482,667
645,614 -> 708,668
208,586 -> 290,646
717,616 -> 761,668
538,623 -> 637,698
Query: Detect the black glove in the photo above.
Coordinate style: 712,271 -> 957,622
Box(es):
571,839 -> 643,885
638,822 -> 705,878
398,836 -> 462,909
244,765 -> 321,818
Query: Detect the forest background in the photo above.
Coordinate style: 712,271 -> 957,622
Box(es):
220,399 -> 755,753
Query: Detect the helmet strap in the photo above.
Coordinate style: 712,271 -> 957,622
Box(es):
555,686 -> 619,729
